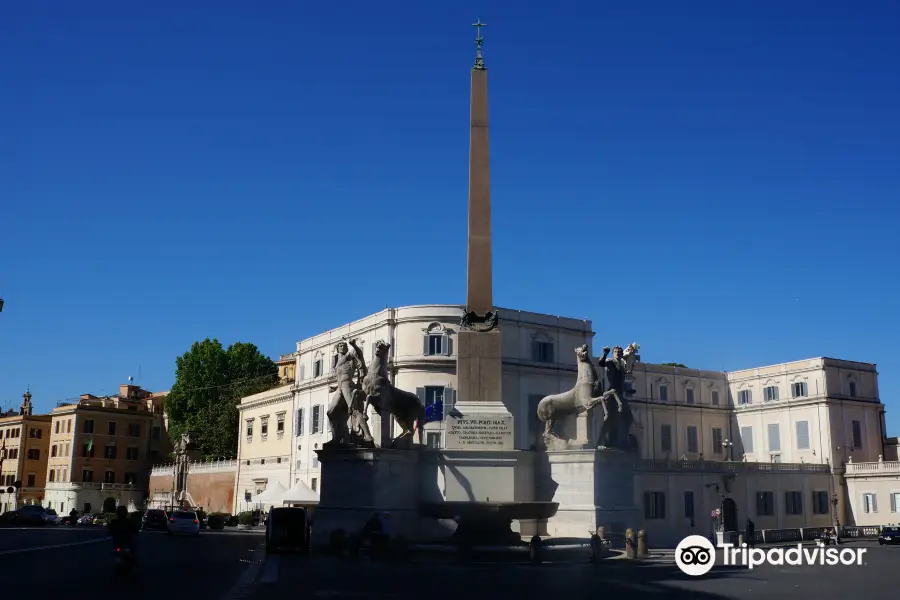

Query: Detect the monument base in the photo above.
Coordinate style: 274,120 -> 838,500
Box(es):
310,448 -> 421,548
536,449 -> 639,539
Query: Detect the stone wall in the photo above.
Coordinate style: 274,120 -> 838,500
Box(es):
149,460 -> 236,514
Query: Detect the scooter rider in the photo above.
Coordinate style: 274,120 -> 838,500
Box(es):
108,506 -> 139,560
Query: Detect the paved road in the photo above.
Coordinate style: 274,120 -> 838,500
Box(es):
246,541 -> 900,600
0,526 -> 263,599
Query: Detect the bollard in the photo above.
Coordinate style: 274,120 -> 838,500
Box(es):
625,528 -> 635,559
637,529 -> 648,557
529,535 -> 543,564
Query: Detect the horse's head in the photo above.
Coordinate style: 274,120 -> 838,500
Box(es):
574,344 -> 591,364
623,343 -> 641,371
373,340 -> 391,360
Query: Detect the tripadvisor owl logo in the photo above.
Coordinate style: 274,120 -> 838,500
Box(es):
674,534 -> 868,576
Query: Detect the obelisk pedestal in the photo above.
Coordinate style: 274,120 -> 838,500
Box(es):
441,28 -> 518,505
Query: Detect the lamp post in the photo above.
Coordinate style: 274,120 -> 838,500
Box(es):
723,438 -> 735,461
832,492 -> 839,527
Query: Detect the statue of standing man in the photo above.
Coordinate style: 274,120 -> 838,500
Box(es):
325,338 -> 374,448
596,343 -> 640,451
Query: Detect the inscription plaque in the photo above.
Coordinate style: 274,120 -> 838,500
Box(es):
445,414 -> 514,450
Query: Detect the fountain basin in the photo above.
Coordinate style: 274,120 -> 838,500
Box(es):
420,501 -> 559,545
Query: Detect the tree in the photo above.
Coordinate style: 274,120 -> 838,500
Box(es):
661,362 -> 688,368
164,339 -> 279,460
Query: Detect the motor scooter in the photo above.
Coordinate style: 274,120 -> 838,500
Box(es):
113,546 -> 135,573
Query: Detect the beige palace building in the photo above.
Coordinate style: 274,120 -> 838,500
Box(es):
234,305 -> 896,542
0,392 -> 51,512
43,384 -> 170,515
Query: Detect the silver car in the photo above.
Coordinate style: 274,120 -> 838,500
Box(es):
167,510 -> 200,537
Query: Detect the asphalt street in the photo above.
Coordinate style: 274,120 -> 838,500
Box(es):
248,541 -> 900,600
0,526 -> 263,599
3,528 -> 898,600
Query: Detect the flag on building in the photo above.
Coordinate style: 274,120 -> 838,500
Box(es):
424,400 -> 443,424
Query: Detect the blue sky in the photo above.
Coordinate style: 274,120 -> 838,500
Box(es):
1,2 -> 898,431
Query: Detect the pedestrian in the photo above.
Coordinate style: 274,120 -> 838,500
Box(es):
746,518 -> 755,547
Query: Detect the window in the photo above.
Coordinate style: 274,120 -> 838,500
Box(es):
27,448 -> 40,460
67,419 -> 71,433
331,354 -> 339,369
685,388 -> 695,405
643,492 -> 666,519
48,469 -> 55,482
424,386 -> 444,410
84,419 -> 95,433
313,357 -> 323,378
427,334 -> 447,356
311,405 -> 322,435
426,432 -> 442,449
792,382 -> 808,398
863,493 -> 877,513
686,426 -> 699,453
851,420 -> 862,449
55,421 -> 60,434
152,426 -> 161,439
124,473 -> 137,485
296,408 -> 305,436
29,428 -> 42,438
27,473 -> 35,487
276,413 -> 285,435
107,421 -> 117,435
763,386 -> 779,402
891,492 -> 900,513
684,491 -> 695,519
104,445 -> 117,460
849,380 -> 857,397
126,447 -> 139,461
260,417 -> 269,438
311,478 -> 318,492
795,421 -> 810,450
785,491 -> 803,515
311,456 -> 320,469
712,428 -> 723,454
51,445 -> 57,457
811,491 -> 829,515
104,471 -> 115,484
660,424 -> 672,452
767,423 -> 781,452
245,419 -> 254,439
298,364 -> 305,380
738,390 -> 751,405
659,385 -> 668,402
127,423 -> 140,437
740,426 -> 754,453
756,491 -> 775,516
532,341 -> 554,363
711,390 -> 720,406
82,469 -> 93,482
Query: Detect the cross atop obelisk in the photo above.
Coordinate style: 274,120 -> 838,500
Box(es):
465,18 -> 492,317
472,18 -> 487,70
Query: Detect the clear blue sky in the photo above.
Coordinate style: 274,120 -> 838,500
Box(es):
1,2 -> 898,431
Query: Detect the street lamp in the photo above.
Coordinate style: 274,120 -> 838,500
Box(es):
832,492 -> 840,528
723,438 -> 735,461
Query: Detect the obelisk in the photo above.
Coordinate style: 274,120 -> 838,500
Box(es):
445,20 -> 515,461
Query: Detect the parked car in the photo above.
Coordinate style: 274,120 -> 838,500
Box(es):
43,508 -> 59,525
142,509 -> 168,531
167,510 -> 200,537
15,505 -> 47,526
265,507 -> 310,554
879,526 -> 900,545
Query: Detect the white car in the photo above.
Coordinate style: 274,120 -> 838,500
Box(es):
167,510 -> 200,536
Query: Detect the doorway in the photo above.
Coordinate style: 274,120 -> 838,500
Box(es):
722,497 -> 738,532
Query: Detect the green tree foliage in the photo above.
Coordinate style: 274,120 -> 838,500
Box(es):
165,339 -> 279,459
661,362 -> 688,368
